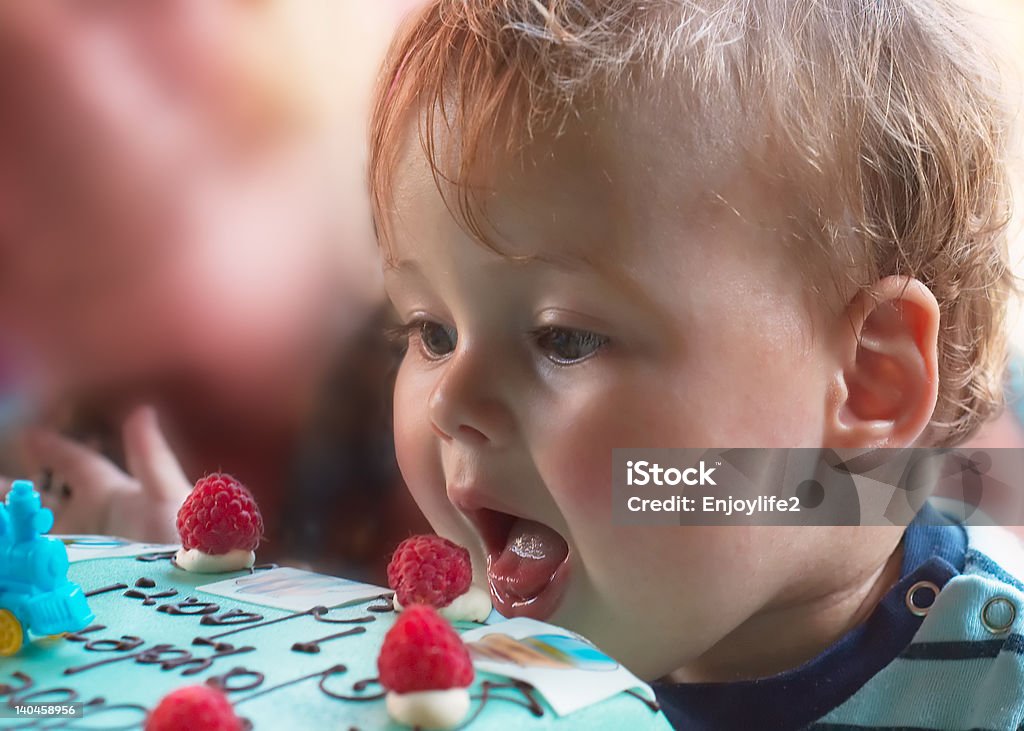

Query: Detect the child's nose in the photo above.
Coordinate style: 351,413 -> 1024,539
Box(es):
427,348 -> 513,447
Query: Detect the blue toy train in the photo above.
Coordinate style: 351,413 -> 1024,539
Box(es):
0,480 -> 93,655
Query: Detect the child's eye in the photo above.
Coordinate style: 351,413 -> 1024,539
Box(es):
384,319 -> 457,360
533,326 -> 608,365
418,321 -> 457,358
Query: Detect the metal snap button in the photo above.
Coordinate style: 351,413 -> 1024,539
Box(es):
905,580 -> 940,617
981,596 -> 1016,634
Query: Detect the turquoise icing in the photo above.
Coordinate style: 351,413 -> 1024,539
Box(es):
3,554 -> 673,730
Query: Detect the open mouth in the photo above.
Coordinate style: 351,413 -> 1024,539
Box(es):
467,508 -> 571,621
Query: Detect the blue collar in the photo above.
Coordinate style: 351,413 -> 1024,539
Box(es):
650,503 -> 967,730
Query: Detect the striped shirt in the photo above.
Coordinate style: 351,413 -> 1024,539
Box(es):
652,503 -> 1024,730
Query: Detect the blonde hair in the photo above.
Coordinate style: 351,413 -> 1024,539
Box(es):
369,0 -> 1015,446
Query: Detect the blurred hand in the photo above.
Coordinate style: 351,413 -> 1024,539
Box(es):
18,406 -> 190,542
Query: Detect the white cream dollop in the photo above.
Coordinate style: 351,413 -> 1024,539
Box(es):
392,585 -> 492,623
438,585 -> 492,623
175,547 -> 254,573
386,688 -> 470,730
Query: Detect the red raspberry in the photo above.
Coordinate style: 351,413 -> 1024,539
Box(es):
377,604 -> 475,693
387,534 -> 473,609
146,685 -> 242,731
176,473 -> 263,555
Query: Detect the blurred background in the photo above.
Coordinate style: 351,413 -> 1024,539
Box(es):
0,0 -> 430,579
0,1 -> 1023,575
947,0 -> 1024,450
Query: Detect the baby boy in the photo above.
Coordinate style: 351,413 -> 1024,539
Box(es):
369,1 -> 1024,728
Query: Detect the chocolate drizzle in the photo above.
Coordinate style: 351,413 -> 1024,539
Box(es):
64,637 -> 253,677
0,672 -> 40,700
453,680 -> 546,729
84,635 -> 144,653
135,550 -> 177,563
0,672 -> 146,729
625,688 -> 661,712
311,606 -> 376,625
195,603 -> 375,643
145,641 -> 255,676
291,626 -> 367,654
84,583 -> 128,598
200,609 -> 265,626
75,700 -> 150,728
17,686 -> 78,704
319,675 -> 385,702
476,680 -> 545,717
64,647 -> 150,675
232,665 -> 346,707
206,667 -> 266,693
157,597 -> 221,616
65,624 -> 105,642
18,574 -> 659,728
226,665 -> 385,708
195,607 -> 317,642
123,578 -> 177,606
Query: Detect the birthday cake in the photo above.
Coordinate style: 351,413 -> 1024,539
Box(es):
1,479 -> 672,730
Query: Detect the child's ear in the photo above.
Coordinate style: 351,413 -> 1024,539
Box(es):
824,276 -> 940,448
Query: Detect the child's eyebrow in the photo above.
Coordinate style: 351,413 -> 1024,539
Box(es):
381,251 -> 586,274
383,251 -> 590,277
382,256 -> 417,274
384,250 -> 674,332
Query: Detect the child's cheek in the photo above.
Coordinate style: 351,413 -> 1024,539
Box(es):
537,379 -> 711,524
392,367 -> 451,523
392,365 -> 490,578
540,400 -> 657,521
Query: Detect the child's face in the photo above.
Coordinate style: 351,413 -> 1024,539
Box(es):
384,111 -> 875,679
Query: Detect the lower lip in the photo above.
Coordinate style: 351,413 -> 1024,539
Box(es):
485,553 -> 571,621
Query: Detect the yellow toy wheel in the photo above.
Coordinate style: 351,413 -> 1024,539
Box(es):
0,609 -> 24,656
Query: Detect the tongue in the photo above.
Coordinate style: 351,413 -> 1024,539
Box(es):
488,518 -> 569,602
